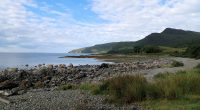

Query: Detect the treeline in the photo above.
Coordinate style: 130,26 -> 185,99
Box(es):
107,45 -> 162,54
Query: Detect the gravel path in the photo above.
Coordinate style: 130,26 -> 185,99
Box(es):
141,57 -> 200,79
0,90 -> 138,110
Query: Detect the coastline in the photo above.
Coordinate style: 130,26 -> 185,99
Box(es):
1,56 -> 200,109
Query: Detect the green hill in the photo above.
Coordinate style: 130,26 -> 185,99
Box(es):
135,28 -> 200,47
69,28 -> 200,53
69,42 -> 135,53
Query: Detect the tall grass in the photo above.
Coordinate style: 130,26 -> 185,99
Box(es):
93,69 -> 200,104
95,75 -> 147,103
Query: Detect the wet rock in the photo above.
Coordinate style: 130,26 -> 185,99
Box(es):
59,64 -> 66,68
76,73 -> 87,79
68,63 -> 73,68
0,80 -> 18,90
99,63 -> 109,69
0,76 -> 8,83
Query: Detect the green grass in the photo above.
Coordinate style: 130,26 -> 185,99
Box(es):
90,69 -> 200,109
57,84 -> 77,90
94,75 -> 148,103
56,68 -> 200,109
79,83 -> 101,94
142,95 -> 200,110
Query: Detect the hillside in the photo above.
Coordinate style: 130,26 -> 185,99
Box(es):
135,28 -> 200,47
69,28 -> 200,53
69,42 -> 135,53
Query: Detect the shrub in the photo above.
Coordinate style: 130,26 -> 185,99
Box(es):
34,81 -> 44,88
184,45 -> 200,59
19,80 -> 29,90
171,60 -> 184,67
195,63 -> 200,69
58,84 -> 77,90
79,83 -> 99,92
97,75 -> 148,103
143,46 -> 162,53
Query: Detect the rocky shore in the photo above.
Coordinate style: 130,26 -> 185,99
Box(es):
0,58 -> 173,109
0,58 -> 172,97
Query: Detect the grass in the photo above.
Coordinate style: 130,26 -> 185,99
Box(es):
87,69 -> 200,109
159,46 -> 186,54
56,67 -> 200,109
79,83 -> 100,94
142,95 -> 200,110
94,75 -> 148,103
57,84 -> 77,90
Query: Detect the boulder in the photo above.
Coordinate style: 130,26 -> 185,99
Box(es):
68,63 -> 73,68
99,63 -> 109,69
0,80 -> 18,90
47,64 -> 54,69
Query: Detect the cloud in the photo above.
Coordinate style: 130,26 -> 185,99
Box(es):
0,0 -> 200,52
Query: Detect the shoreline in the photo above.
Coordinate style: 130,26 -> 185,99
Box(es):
0,56 -> 172,93
1,56 -> 200,109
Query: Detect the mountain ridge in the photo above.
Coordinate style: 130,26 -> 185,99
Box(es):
69,28 -> 200,53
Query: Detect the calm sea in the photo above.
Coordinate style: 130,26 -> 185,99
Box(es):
0,53 -> 107,69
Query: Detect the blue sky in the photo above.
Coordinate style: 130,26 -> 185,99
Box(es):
0,0 -> 200,52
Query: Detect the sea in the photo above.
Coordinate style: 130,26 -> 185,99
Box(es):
0,53 -> 108,69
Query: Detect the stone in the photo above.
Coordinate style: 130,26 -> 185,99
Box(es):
68,63 -> 73,68
99,63 -> 109,69
0,80 -> 18,90
47,64 -> 54,69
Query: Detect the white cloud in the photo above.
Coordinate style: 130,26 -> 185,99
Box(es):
0,0 -> 200,52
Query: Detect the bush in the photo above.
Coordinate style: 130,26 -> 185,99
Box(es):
79,83 -> 99,94
97,75 -> 148,103
171,60 -> 184,67
58,84 -> 77,90
34,81 -> 44,88
143,46 -> 162,53
195,63 -> 200,69
107,45 -> 162,54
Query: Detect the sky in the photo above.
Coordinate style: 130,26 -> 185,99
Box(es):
0,0 -> 200,53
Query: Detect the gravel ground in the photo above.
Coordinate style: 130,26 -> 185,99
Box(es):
141,57 -> 200,79
0,90 -> 139,110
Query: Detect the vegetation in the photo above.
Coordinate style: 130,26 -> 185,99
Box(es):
171,60 -> 184,67
95,75 -> 147,103
57,84 -> 77,90
34,81 -> 45,89
55,67 -> 200,109
195,63 -> 200,69
142,96 -> 200,110
184,45 -> 200,59
107,45 -> 162,54
87,69 -> 200,109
